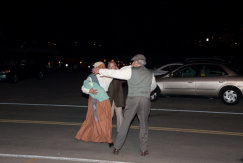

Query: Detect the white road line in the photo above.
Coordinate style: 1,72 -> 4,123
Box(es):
0,153 -> 133,163
0,102 -> 243,115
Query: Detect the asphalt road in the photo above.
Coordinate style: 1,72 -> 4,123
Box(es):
0,71 -> 243,163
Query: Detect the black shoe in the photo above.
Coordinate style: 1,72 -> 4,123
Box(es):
108,142 -> 114,148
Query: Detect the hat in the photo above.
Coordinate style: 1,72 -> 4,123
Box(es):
93,61 -> 104,68
131,54 -> 146,61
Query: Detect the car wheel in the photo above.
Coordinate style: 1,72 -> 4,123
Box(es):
220,87 -> 241,105
150,86 -> 161,101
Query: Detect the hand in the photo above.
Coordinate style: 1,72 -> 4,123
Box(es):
89,88 -> 97,95
92,67 -> 100,75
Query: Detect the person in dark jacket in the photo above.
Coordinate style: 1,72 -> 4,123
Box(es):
107,61 -> 125,133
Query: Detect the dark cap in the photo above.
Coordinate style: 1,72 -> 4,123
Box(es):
131,54 -> 146,61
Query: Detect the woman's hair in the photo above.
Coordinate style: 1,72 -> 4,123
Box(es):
98,63 -> 105,69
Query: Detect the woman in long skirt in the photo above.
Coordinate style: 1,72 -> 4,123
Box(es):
75,61 -> 113,144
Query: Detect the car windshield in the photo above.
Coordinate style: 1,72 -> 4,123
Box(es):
161,65 -> 182,72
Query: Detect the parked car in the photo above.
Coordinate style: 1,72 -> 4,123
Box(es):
153,62 -> 184,76
150,62 -> 243,105
0,58 -> 46,83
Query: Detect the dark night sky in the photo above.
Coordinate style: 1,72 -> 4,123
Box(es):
1,0 -> 243,64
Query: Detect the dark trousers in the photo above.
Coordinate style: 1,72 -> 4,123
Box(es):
114,96 -> 151,152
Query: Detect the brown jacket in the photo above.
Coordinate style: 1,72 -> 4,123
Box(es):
108,79 -> 125,107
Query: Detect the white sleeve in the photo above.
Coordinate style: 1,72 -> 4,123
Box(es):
81,77 -> 91,94
151,74 -> 157,92
81,85 -> 90,94
99,66 -> 132,80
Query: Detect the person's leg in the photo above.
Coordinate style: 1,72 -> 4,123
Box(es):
137,97 -> 151,154
109,101 -> 116,147
111,101 -> 115,118
114,97 -> 139,150
113,102 -> 124,132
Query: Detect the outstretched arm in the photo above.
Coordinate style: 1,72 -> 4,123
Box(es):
93,66 -> 132,80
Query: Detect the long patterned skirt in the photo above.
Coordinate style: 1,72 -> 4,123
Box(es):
75,97 -> 112,143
